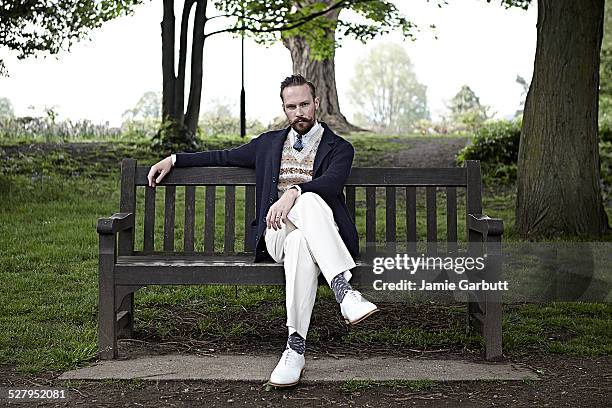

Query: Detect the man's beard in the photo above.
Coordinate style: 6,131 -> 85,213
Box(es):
291,117 -> 315,135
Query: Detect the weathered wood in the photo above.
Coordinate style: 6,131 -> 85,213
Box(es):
466,160 -> 483,244
426,186 -> 437,245
164,186 -> 176,251
143,186 -> 156,252
406,186 -> 417,252
119,159 -> 137,256
386,186 -> 396,252
184,186 -> 196,253
224,186 -> 235,254
98,233 -> 117,359
345,186 -> 356,222
135,166 -> 468,187
108,157 -> 136,341
446,186 -> 457,252
366,186 -> 376,254
244,185 -> 255,252
204,186 -> 216,254
100,162 -> 503,361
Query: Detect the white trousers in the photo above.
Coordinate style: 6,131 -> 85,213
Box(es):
264,192 -> 356,340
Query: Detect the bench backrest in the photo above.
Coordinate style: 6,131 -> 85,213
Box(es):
116,158 -> 483,257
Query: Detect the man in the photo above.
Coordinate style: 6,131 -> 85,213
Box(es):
147,74 -> 378,387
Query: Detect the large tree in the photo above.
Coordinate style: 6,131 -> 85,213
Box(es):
497,0 -> 610,238
159,0 -> 416,149
277,0 -> 417,133
159,0 -> 357,149
0,0 -> 144,76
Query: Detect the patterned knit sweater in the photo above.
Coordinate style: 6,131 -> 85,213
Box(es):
277,125 -> 324,197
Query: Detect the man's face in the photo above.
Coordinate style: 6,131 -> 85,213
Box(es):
281,84 -> 320,135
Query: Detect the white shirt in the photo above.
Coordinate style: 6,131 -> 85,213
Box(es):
170,121 -> 323,196
289,120 -> 321,150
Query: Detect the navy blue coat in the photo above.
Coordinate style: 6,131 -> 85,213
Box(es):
174,122 -> 359,262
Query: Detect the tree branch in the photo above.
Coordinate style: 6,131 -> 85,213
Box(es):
203,0 -> 360,38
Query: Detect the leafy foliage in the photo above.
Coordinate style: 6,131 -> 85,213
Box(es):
456,119 -> 521,184
0,0 -> 145,75
447,85 -> 492,132
211,0 -> 426,60
0,97 -> 14,119
348,43 -> 429,133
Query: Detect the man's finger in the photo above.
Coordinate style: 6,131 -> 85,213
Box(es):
147,168 -> 155,187
155,169 -> 166,184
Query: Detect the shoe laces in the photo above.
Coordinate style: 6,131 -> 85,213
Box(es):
283,348 -> 300,365
346,290 -> 363,303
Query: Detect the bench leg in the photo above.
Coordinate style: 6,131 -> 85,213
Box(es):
466,294 -> 502,361
117,292 -> 134,339
483,300 -> 502,361
98,234 -> 117,360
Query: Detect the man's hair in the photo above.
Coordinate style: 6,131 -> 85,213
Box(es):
280,74 -> 316,102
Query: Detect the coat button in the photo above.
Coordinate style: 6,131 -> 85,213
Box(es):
272,177 -> 276,182
269,198 -> 274,203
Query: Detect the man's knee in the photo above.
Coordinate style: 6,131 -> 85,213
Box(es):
293,192 -> 333,218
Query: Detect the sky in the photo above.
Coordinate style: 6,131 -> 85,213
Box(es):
0,0 -> 537,128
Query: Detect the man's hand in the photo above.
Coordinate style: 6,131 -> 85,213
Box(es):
266,188 -> 299,230
147,156 -> 173,187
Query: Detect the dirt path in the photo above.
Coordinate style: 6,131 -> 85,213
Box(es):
390,137 -> 470,168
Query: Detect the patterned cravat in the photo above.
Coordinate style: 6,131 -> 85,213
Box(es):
293,133 -> 304,152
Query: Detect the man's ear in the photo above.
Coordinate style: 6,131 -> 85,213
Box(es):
314,96 -> 320,111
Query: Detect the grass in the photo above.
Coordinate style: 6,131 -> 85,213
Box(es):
1,137 -> 611,374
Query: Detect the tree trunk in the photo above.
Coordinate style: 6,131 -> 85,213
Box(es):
158,0 -> 205,150
161,0 -> 175,121
516,0 -> 610,238
184,0 -> 207,139
281,4 -> 362,134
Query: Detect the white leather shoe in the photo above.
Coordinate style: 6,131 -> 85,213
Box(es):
340,290 -> 379,325
268,347 -> 305,387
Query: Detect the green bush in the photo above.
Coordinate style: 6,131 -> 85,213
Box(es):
455,119 -> 521,184
456,119 -> 612,199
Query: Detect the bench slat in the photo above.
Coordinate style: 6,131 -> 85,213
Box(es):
406,186 -> 417,252
164,186 -> 176,251
119,159 -> 136,256
386,186 -> 396,252
184,186 -> 196,253
366,186 -> 376,254
447,186 -> 458,252
426,186 -> 437,253
204,186 -> 216,254
244,185 -> 255,252
224,186 -> 235,254
134,167 -> 468,186
143,186 -> 156,252
345,186 -> 356,222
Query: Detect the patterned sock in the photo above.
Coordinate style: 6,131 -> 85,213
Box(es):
330,272 -> 353,303
286,331 -> 305,355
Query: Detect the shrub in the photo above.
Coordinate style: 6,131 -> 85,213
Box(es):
455,119 -> 521,184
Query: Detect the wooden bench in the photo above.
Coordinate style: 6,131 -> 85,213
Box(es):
97,158 -> 504,361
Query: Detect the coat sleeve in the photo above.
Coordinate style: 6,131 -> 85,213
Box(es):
174,135 -> 260,169
297,140 -> 354,200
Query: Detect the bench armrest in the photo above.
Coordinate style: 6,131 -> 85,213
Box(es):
468,213 -> 504,237
97,213 -> 135,235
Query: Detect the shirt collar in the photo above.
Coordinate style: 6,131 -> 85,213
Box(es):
291,120 -> 321,145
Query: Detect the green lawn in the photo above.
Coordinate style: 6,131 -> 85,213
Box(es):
1,138 -> 611,374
